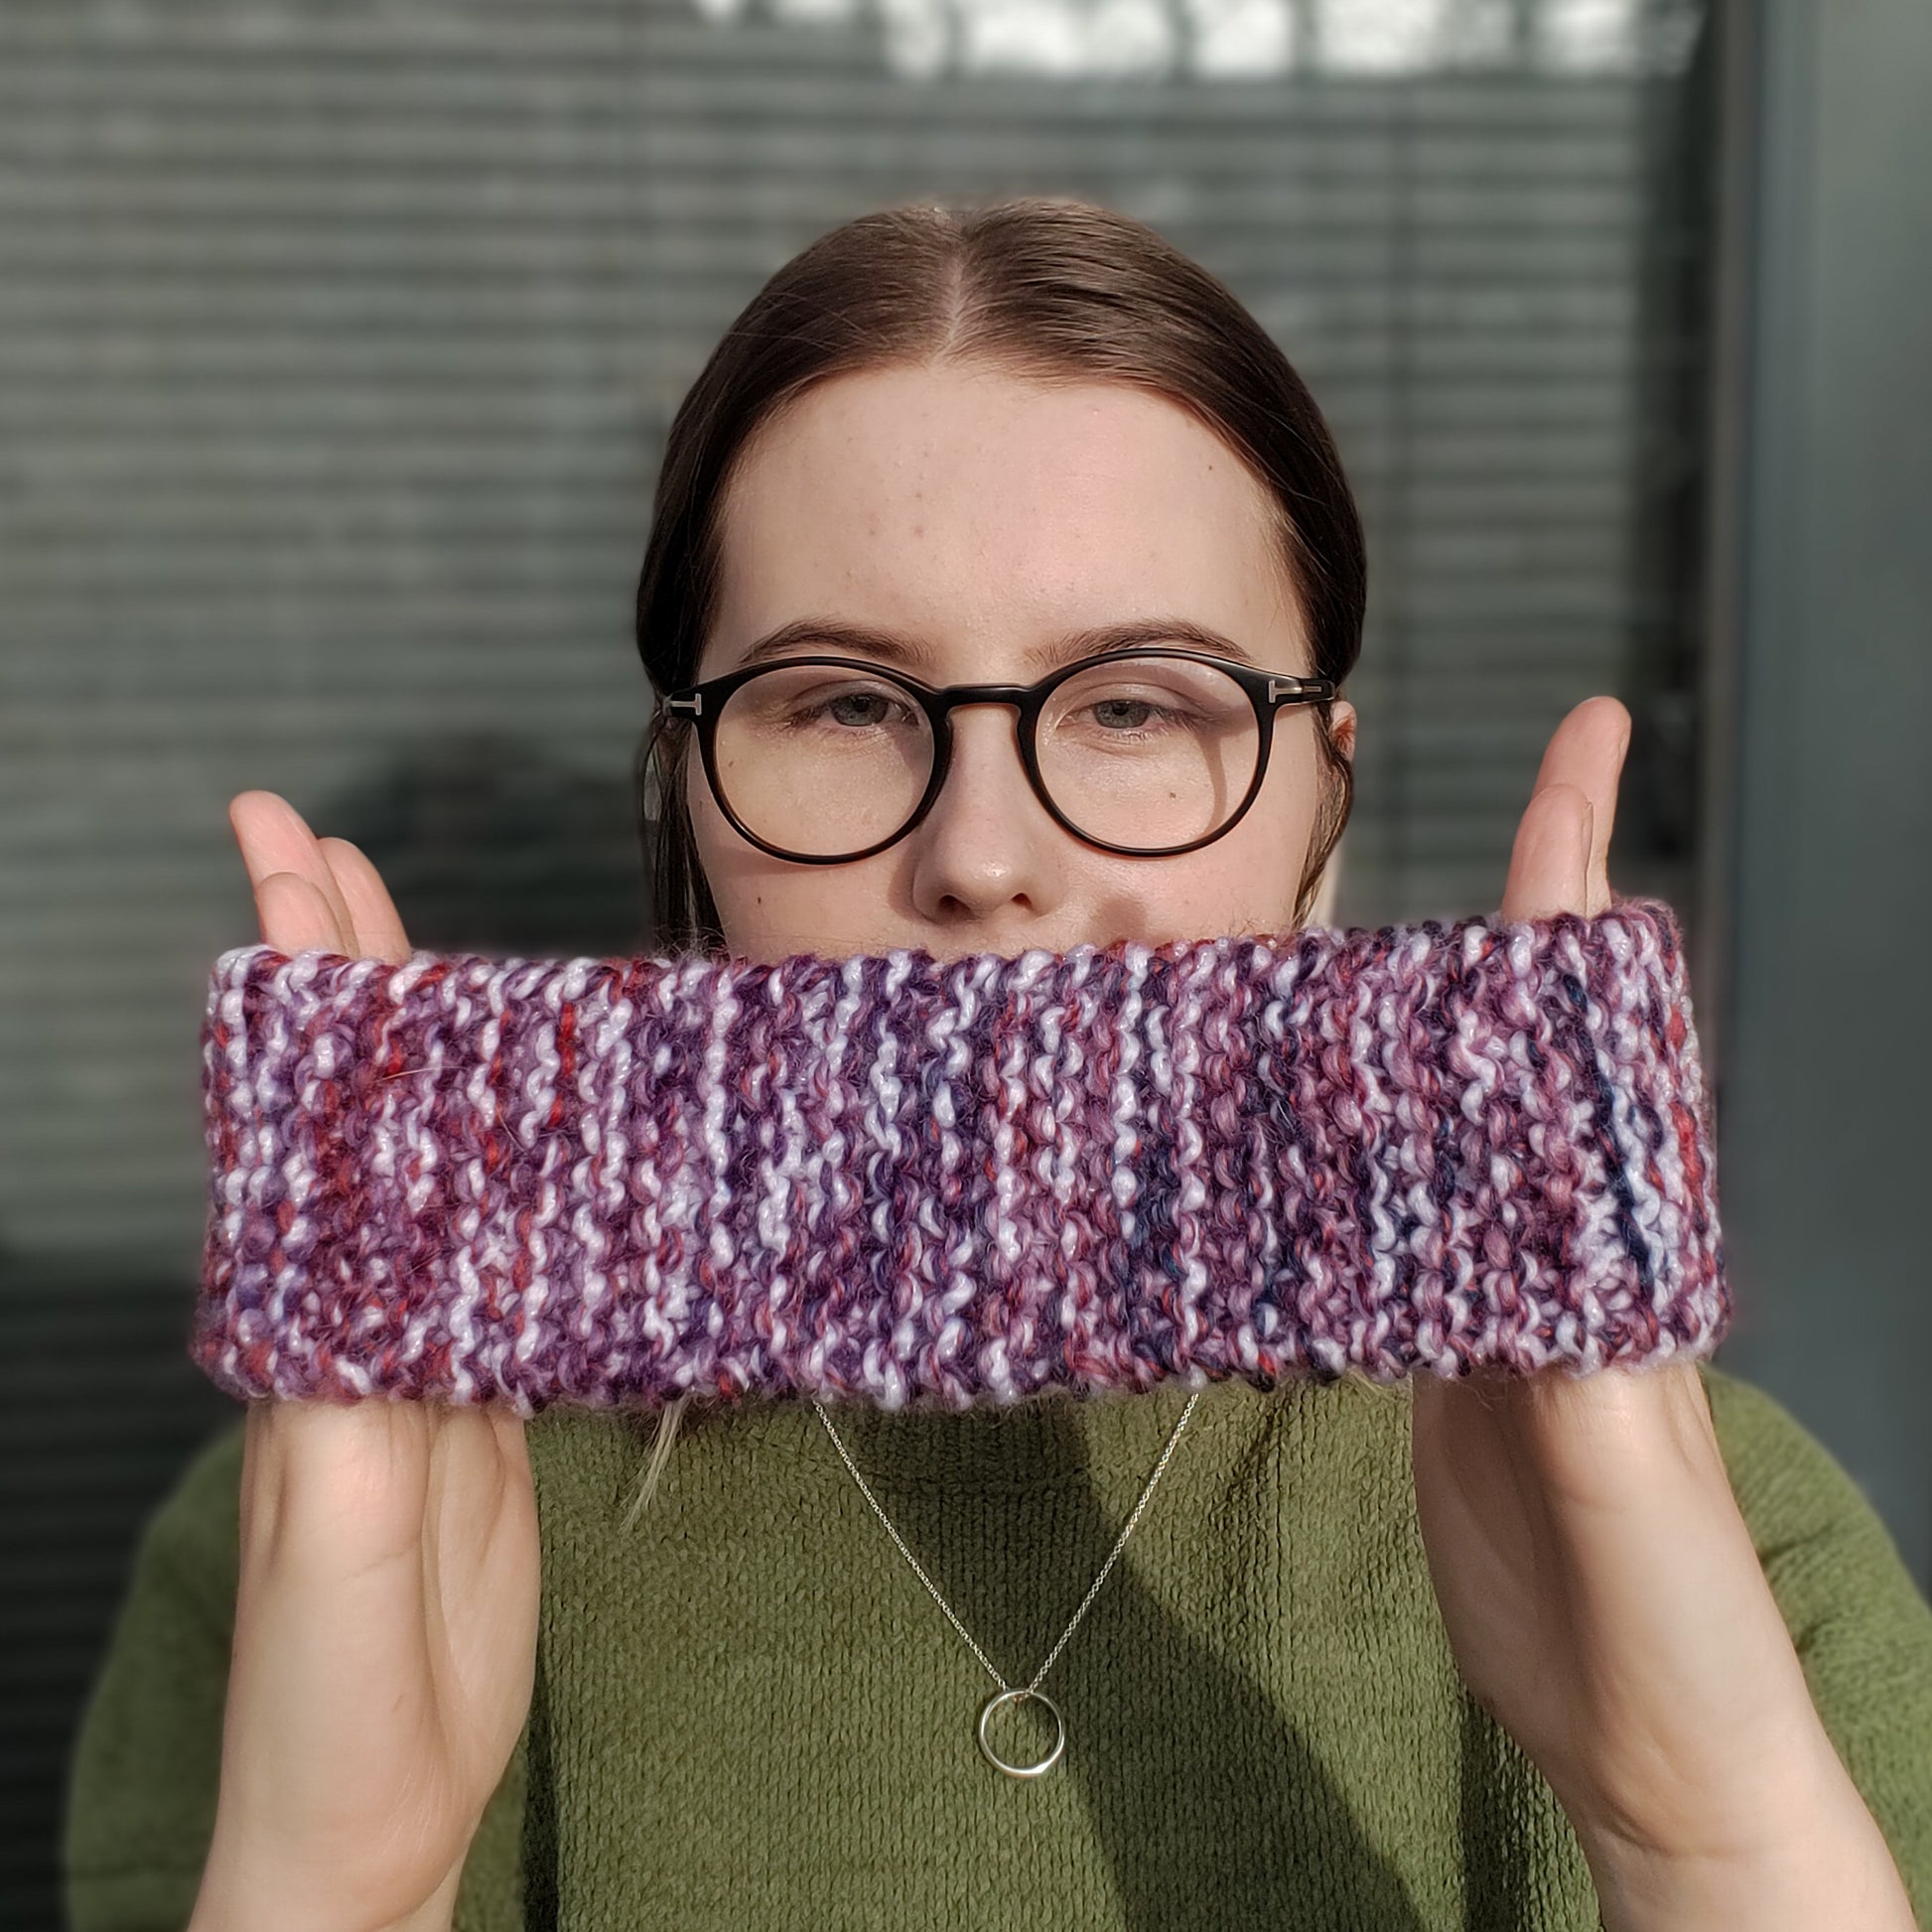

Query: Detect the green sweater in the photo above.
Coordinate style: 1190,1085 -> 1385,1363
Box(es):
64,1363 -> 1932,1930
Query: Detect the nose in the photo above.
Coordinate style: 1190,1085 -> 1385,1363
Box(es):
905,695 -> 1063,924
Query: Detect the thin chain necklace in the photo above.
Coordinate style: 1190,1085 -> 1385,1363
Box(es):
810,1388 -> 1202,1778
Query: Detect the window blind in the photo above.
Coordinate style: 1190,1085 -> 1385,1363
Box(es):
1,5 -> 1713,1923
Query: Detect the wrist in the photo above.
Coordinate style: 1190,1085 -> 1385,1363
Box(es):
381,1879 -> 462,1932
189,1851 -> 463,1932
1572,1731 -> 1915,1932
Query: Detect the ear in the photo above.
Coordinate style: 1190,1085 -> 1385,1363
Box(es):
1329,698 -> 1357,765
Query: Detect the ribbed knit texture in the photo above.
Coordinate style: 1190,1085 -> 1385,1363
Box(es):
65,1364 -> 1932,1931
191,896 -> 1726,1415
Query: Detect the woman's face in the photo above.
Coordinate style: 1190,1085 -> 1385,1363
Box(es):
688,359 -> 1356,966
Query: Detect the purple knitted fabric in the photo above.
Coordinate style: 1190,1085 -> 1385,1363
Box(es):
190,895 -> 1728,1416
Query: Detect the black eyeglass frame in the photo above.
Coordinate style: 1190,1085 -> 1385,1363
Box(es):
662,646 -> 1339,865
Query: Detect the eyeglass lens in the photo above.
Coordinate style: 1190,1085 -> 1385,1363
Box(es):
710,658 -> 1261,858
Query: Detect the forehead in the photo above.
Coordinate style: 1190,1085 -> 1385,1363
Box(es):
707,360 -> 1303,671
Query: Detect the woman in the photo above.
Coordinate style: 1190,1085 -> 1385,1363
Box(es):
65,200 -> 1932,1932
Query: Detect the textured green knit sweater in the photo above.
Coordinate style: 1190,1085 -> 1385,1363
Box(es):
64,1362 -> 1932,1930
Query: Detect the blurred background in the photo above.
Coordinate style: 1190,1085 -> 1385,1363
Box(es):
3,0 -> 1927,1923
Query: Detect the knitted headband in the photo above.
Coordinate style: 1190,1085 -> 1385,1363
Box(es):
190,895 -> 1728,1417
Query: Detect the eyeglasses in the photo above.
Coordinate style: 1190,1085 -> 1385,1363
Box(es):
662,646 -> 1337,865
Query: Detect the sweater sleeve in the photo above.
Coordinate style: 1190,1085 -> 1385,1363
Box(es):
61,1410 -> 529,1932
1699,1361 -> 1932,1925
62,1416 -> 247,1931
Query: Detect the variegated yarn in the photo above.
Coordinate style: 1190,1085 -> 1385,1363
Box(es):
190,895 -> 1728,1416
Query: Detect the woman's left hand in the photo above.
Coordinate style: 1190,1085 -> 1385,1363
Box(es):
1407,696 -> 1904,1917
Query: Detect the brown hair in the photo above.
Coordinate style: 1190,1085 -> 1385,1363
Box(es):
632,196 -> 1365,950
621,197 -> 1371,1525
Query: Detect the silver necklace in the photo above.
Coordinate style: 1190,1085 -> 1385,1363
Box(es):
810,1388 -> 1202,1779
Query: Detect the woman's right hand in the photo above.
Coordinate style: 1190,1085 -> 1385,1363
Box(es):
190,791 -> 542,1932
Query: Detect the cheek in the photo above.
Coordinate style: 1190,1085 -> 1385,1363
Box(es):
683,762 -> 864,929
684,754 -> 729,852
1218,727 -> 1329,882
687,746 -> 726,846
1123,746 -> 1320,933
683,758 -> 751,899
1252,720 -> 1324,834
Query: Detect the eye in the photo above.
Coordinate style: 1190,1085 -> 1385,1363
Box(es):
1083,695 -> 1187,735
816,690 -> 903,730
748,671 -> 922,736
787,683 -> 923,734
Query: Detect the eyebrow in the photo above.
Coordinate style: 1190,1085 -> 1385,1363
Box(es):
729,617 -> 1266,677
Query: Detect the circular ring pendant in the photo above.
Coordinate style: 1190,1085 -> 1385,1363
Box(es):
977,1687 -> 1066,1778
